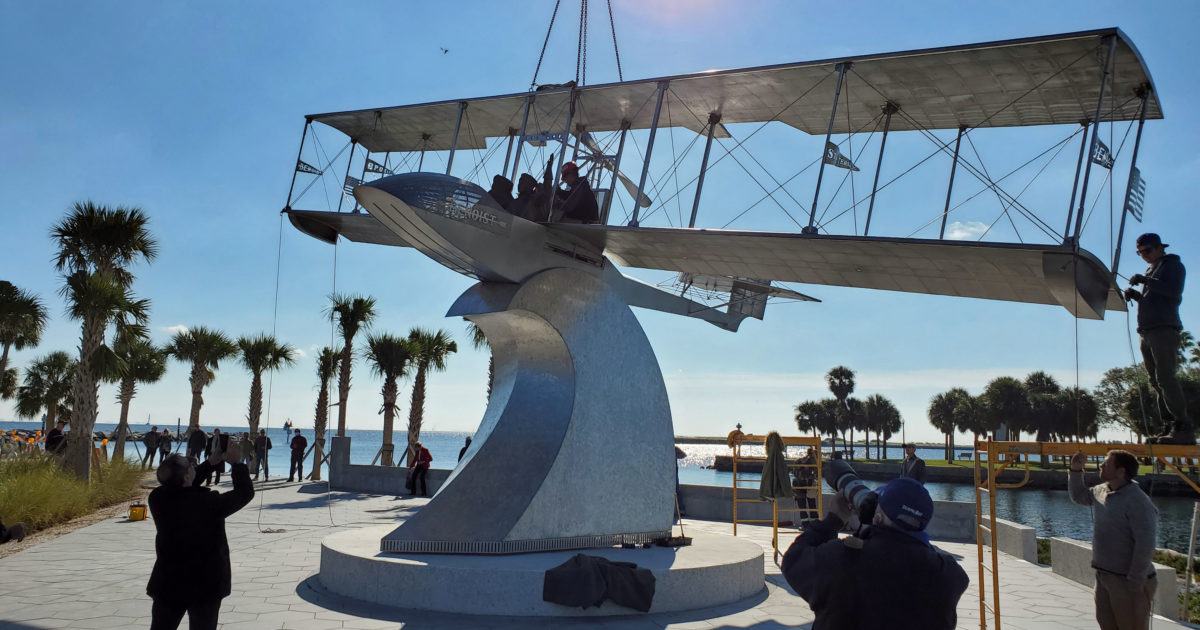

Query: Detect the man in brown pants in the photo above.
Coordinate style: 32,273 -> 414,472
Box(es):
1069,450 -> 1158,630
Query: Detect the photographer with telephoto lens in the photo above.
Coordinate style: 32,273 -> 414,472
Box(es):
781,461 -> 969,629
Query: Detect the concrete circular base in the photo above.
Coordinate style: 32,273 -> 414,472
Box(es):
319,525 -> 764,616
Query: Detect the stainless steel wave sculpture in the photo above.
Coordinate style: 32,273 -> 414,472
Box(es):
380,267 -> 675,554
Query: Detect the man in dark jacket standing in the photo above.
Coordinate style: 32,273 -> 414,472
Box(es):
553,162 -> 600,224
1123,232 -> 1191,444
141,426 -> 160,469
899,443 -> 927,484
186,428 -> 207,462
147,444 -> 253,629
288,429 -> 307,482
253,429 -> 272,481
45,420 -> 67,455
781,476 -> 968,629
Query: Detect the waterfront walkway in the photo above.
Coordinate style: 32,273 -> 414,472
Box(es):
0,479 -> 1188,629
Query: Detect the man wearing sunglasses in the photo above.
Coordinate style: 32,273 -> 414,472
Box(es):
1123,233 -> 1191,444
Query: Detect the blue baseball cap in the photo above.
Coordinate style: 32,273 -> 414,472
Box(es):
876,477 -> 934,544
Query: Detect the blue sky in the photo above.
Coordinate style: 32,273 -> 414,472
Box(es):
1,1 -> 1196,443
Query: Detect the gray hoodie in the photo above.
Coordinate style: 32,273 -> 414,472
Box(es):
1068,471 -> 1158,580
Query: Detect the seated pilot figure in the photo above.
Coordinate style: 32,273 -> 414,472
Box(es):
486,174 -> 514,211
509,173 -> 546,221
553,161 -> 599,224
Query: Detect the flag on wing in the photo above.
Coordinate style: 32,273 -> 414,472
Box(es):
1090,139 -> 1114,169
296,160 -> 322,175
1124,166 -> 1146,222
823,142 -> 859,171
365,158 -> 391,175
343,175 -> 362,196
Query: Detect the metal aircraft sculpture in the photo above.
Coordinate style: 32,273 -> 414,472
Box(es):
283,28 -> 1160,554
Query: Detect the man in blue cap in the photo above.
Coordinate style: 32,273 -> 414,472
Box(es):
1123,232 -> 1191,444
781,476 -> 968,629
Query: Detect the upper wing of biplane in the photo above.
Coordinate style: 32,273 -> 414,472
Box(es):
547,223 -> 1126,320
308,28 -> 1159,152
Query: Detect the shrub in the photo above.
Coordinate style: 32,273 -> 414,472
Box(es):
0,454 -> 145,531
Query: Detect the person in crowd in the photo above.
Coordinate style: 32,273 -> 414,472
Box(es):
45,420 -> 67,455
782,476 -> 969,629
674,445 -> 688,517
486,174 -> 514,210
204,428 -> 229,486
899,443 -> 927,484
238,433 -> 254,468
1069,450 -> 1158,630
288,429 -> 308,482
1123,232 -> 1191,444
253,429 -> 272,480
146,444 -> 253,630
409,441 -> 433,497
793,447 -> 818,524
552,161 -> 599,224
141,426 -> 160,468
187,427 -> 207,462
0,518 -> 26,545
158,429 -> 173,466
458,436 -> 472,462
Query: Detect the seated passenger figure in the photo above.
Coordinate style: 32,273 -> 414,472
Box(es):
553,161 -> 599,224
486,174 -> 514,211
509,173 -> 544,222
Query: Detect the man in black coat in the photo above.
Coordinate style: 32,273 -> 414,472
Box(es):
288,429 -> 307,482
141,426 -> 160,468
45,420 -> 67,454
204,428 -> 230,486
186,428 -> 207,462
899,443 -> 927,484
146,445 -> 253,629
553,161 -> 600,224
782,476 -> 968,629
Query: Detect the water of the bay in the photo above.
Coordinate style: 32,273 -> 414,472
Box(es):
6,421 -> 1196,551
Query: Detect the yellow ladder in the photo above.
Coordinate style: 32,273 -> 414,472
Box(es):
729,431 -> 824,561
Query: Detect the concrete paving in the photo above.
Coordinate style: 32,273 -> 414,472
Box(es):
0,477 -> 1189,629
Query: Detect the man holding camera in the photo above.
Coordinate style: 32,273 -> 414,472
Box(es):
781,476 -> 968,629
1123,232 -> 1191,445
1069,450 -> 1158,630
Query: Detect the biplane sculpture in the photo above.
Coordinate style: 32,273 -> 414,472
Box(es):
284,28 -> 1160,554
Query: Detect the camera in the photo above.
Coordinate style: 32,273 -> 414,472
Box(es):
824,459 -> 878,525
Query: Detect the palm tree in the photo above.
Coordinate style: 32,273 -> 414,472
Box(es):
404,328 -> 457,464
327,294 -> 377,437
52,202 -> 157,479
364,334 -> 413,467
16,351 -> 75,433
236,334 -> 297,434
794,400 -> 824,439
981,376 -> 1031,441
864,394 -> 901,459
105,338 -> 167,461
165,326 -> 238,434
310,346 -> 340,480
928,388 -> 969,461
825,366 -> 855,456
0,280 -> 50,385
467,321 -> 493,402
1024,371 -> 1061,466
1179,330 -> 1195,365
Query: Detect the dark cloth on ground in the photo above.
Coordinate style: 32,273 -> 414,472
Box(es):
781,514 -> 969,630
553,178 -> 599,223
146,461 -> 253,607
542,553 -> 656,612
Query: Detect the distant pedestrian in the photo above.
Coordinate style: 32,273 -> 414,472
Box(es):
45,420 -> 67,455
186,428 -> 207,462
793,447 -> 818,524
1069,449 -> 1158,630
899,443 -> 926,484
458,436 -> 472,462
205,429 -> 229,486
253,429 -> 272,480
142,426 -> 160,468
146,444 -> 253,630
158,429 -> 173,466
288,429 -> 307,482
409,442 -> 433,497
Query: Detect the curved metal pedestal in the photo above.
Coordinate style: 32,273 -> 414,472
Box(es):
381,268 -> 675,554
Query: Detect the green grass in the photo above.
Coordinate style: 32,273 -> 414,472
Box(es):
0,454 -> 146,531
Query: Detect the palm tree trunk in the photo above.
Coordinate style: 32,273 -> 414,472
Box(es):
0,343 -> 10,377
336,344 -> 353,437
486,355 -> 494,402
381,379 -> 397,466
406,365 -> 428,467
248,372 -> 263,434
64,315 -> 105,481
114,378 -> 134,462
312,382 -> 329,481
187,363 -> 205,432
45,401 -> 58,435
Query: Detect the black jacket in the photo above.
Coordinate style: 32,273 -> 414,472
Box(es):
900,456 -> 927,484
554,179 -> 600,223
187,429 -> 207,453
781,515 -> 969,630
146,461 -> 253,603
1134,253 -> 1185,333
45,428 -> 65,453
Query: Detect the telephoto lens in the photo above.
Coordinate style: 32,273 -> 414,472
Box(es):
823,459 -> 878,525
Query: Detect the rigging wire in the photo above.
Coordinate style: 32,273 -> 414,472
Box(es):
606,0 -> 623,81
530,0 -> 562,89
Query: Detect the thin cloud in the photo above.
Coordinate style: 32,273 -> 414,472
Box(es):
945,221 -> 989,240
292,347 -> 308,359
161,324 -> 188,336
